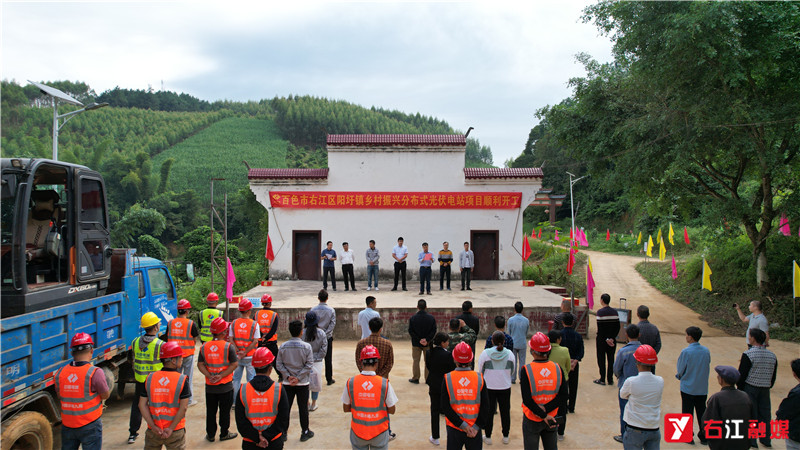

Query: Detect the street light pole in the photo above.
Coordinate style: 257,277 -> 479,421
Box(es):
566,171 -> 587,241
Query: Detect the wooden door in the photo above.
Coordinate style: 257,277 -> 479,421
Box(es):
293,231 -> 320,280
470,230 -> 498,280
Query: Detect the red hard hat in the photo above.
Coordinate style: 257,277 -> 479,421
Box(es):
634,344 -> 658,365
160,341 -> 184,359
238,299 -> 253,312
210,317 -> 229,335
207,292 -> 219,303
529,332 -> 552,353
359,345 -> 381,361
71,332 -> 94,348
452,341 -> 474,364
177,299 -> 191,310
261,294 -> 273,304
252,347 -> 275,368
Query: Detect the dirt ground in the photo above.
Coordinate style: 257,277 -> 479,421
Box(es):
89,251 -> 799,449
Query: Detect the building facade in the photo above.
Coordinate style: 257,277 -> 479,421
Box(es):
248,134 -> 542,281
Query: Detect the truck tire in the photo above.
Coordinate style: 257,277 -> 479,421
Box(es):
100,365 -> 116,399
1,411 -> 53,450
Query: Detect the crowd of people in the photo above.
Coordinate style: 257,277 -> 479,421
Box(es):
52,289 -> 800,450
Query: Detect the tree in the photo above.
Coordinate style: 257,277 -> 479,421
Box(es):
111,204 -> 166,247
137,234 -> 168,260
548,1 -> 800,291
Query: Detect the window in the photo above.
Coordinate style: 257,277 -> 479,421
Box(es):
147,268 -> 174,299
80,178 -> 106,227
137,271 -> 146,299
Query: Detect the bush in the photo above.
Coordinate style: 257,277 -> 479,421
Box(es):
522,239 -> 587,297
136,235 -> 167,260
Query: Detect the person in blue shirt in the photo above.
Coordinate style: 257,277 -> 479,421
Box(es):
418,242 -> 434,295
676,326 -> 711,445
506,302 -> 530,384
320,241 -> 337,291
612,324 -> 641,443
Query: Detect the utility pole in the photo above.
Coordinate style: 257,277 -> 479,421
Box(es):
210,178 -> 229,320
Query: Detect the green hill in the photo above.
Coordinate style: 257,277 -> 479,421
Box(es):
152,117 -> 288,200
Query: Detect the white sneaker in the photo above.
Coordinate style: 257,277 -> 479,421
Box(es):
429,436 -> 439,446
367,287 -> 371,291
502,437 -> 509,445
374,287 -> 379,291
483,437 -> 493,445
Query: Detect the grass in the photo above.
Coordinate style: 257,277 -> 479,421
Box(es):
152,117 -> 288,200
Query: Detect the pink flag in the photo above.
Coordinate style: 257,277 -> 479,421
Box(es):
554,230 -> 560,241
225,257 -> 237,300
780,213 -> 791,236
671,255 -> 678,280
586,259 -> 595,309
578,229 -> 589,247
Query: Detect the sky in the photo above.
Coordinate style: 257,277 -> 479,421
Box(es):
1,1 -> 614,165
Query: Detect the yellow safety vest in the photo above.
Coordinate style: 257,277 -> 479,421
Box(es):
199,308 -> 223,342
133,336 -> 164,383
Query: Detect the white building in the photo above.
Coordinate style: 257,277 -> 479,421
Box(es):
248,134 -> 542,281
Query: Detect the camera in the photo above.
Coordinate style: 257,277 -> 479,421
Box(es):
733,303 -> 738,309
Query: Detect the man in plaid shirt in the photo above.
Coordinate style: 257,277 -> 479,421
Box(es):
737,328 -> 778,448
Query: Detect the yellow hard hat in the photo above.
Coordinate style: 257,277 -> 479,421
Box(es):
141,312 -> 160,328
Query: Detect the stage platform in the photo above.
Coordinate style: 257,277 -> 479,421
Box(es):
225,280 -> 587,340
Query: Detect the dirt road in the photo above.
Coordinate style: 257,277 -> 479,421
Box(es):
92,251 -> 799,449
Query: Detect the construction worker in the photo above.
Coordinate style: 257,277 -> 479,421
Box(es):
200,292 -> 223,343
235,347 -> 290,450
165,299 -> 199,406
55,332 -> 111,450
198,317 -> 239,442
520,332 -> 567,450
442,341 -> 489,450
343,345 -> 398,450
256,294 -> 280,373
231,298 -> 261,396
138,341 -> 191,450
128,312 -> 165,445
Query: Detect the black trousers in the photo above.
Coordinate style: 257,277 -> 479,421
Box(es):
429,391 -> 443,440
680,391 -> 707,441
440,265 -> 451,289
522,416 -> 557,450
262,340 -> 280,376
461,268 -> 472,289
393,261 -> 407,289
419,267 -> 432,293
206,389 -> 234,438
342,264 -> 355,290
128,382 -> 146,435
284,384 -> 310,433
486,388 -> 511,438
323,266 -> 336,290
596,338 -> 615,383
446,425 -> 482,450
567,363 -> 579,412
325,337 -> 334,383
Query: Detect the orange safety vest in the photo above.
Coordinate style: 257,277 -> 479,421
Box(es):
55,363 -> 103,428
145,370 -> 187,431
240,382 -> 283,442
521,361 -> 562,422
167,317 -> 196,357
202,340 -> 234,385
256,310 -> 278,343
347,374 -> 389,440
232,318 -> 257,357
444,370 -> 483,430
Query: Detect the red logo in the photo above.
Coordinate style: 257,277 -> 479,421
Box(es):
665,414 -> 693,443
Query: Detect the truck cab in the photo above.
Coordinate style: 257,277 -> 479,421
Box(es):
2,158 -> 112,317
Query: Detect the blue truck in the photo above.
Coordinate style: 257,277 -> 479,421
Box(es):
1,158 -> 177,448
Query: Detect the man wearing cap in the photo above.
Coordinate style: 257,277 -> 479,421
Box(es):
128,312 -> 165,445
520,332 -> 567,450
55,333 -> 111,450
257,294 -> 280,374
737,328 -> 778,448
198,317 -> 240,442
442,342 -> 490,449
138,342 -> 191,450
343,345 -> 398,450
702,365 -> 752,450
231,299 -> 261,397
619,345 -> 663,450
200,292 -> 223,343
165,299 -> 199,406
236,348 -> 290,450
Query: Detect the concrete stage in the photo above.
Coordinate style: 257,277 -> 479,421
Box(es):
224,280 -> 587,340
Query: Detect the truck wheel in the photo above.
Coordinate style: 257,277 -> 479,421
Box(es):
1,411 -> 53,450
100,365 -> 117,400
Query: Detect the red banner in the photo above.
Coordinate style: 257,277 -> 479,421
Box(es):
269,191 -> 522,209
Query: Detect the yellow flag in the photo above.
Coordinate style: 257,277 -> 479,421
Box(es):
793,260 -> 800,298
646,235 -> 654,257
702,258 -> 713,291
659,236 -> 666,261
637,231 -> 642,245
656,228 -> 662,245
668,223 -> 675,246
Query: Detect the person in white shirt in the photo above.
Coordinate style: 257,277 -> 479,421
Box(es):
477,331 -> 514,445
619,344 -> 663,450
341,242 -> 356,291
342,345 -> 398,449
391,237 -> 408,291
